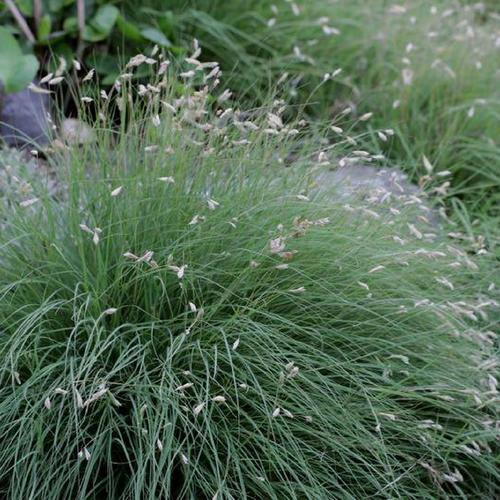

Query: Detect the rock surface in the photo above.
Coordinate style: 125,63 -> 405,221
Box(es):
316,164 -> 420,201
0,82 -> 51,147
315,164 -> 440,227
60,118 -> 95,145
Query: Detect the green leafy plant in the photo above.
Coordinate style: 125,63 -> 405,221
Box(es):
0,0 -> 183,85
0,26 -> 38,93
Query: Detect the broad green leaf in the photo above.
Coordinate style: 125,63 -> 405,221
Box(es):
92,5 -> 119,35
92,53 -> 120,76
49,0 -> 73,12
116,15 -> 143,43
140,27 -> 171,47
0,27 -> 38,93
157,11 -> 176,37
0,26 -> 21,60
63,16 -> 78,34
7,55 -> 39,93
83,25 -> 106,42
101,72 -> 119,86
37,15 -> 52,41
15,0 -> 33,16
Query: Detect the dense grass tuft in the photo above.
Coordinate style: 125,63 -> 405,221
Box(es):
138,0 -> 500,232
0,68 -> 498,498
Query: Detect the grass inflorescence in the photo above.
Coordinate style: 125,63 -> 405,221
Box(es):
135,0 -> 499,236
0,49 -> 498,499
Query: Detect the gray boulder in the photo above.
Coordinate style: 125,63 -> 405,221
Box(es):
0,82 -> 52,148
315,164 -> 441,228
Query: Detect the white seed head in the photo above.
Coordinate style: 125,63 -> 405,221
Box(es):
110,186 -> 123,197
422,155 -> 433,174
40,73 -> 54,84
20,198 -> 39,208
368,265 -> 385,274
82,69 -> 95,82
152,114 -> 161,127
176,383 -> 194,391
193,402 -> 206,416
270,237 -> 286,254
48,76 -> 64,85
157,174 -> 176,184
207,198 -> 220,210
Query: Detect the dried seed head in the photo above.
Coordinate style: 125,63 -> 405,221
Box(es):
388,354 -> 410,365
152,115 -> 161,127
193,402 -> 205,416
357,281 -> 369,290
40,73 -> 54,84
207,198 -> 220,210
82,386 -> 108,408
20,198 -> 39,208
48,77 -> 64,85
74,388 -> 84,408
269,237 -> 286,254
422,155 -> 433,174
110,186 -> 123,197
368,265 -> 385,274
158,176 -> 175,184
176,383 -> 194,391
378,412 -> 397,421
82,69 -> 95,82
169,265 -> 187,279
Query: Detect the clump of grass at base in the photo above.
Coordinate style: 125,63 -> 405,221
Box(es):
0,62 -> 498,499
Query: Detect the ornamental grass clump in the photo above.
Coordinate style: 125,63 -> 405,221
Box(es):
0,48 -> 498,499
